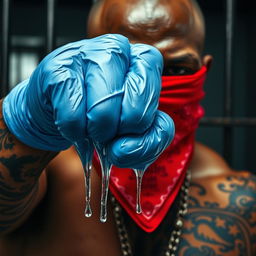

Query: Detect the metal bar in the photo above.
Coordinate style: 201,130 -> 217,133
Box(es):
1,0 -> 11,97
200,117 -> 256,127
223,0 -> 236,163
46,0 -> 57,53
225,0 -> 235,117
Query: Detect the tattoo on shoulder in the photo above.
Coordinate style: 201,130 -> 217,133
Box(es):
178,174 -> 256,256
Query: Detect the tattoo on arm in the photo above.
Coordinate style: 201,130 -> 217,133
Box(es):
0,101 -> 57,233
0,120 -> 14,150
178,174 -> 256,256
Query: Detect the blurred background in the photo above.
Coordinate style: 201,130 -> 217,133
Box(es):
0,0 -> 256,171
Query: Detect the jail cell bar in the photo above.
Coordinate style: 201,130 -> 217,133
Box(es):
0,0 -> 57,98
200,0 -> 256,162
1,0 -> 256,164
1,0 -> 10,98
46,0 -> 56,54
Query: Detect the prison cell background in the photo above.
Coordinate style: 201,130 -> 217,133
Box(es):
0,0 -> 256,171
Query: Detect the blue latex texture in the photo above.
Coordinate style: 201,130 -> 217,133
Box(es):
3,33 -> 175,169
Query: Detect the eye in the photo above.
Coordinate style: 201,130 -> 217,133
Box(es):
162,66 -> 196,76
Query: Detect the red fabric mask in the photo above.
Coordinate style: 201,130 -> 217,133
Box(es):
93,66 -> 207,232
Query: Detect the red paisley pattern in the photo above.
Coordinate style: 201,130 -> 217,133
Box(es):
93,66 -> 207,232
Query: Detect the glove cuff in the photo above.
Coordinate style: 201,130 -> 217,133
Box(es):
3,81 -> 71,151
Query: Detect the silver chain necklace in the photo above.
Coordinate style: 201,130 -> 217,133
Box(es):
111,170 -> 191,256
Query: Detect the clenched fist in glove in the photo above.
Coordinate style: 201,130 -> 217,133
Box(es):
3,34 -> 174,169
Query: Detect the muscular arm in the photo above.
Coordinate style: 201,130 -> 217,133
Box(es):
0,100 -> 58,235
179,171 -> 256,256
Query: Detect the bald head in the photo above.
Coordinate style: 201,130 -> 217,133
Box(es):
88,0 -> 204,45
88,0 -> 209,75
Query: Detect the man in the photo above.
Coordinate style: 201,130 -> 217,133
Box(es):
0,1 -> 255,256
87,1 -> 256,255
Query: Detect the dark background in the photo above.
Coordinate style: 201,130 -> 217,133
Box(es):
1,0 -> 256,171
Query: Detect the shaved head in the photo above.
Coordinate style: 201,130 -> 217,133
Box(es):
88,0 -> 204,48
87,0 -> 210,75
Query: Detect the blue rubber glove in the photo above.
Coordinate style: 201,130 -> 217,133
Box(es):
108,44 -> 175,169
3,34 -> 174,168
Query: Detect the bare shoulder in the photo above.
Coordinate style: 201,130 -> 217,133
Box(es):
189,142 -> 234,178
178,143 -> 256,256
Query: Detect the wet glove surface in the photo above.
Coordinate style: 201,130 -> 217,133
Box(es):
3,34 -> 174,169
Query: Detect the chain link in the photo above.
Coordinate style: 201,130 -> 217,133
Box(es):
111,170 -> 191,256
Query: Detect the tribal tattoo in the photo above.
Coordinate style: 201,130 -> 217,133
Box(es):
178,174 -> 256,256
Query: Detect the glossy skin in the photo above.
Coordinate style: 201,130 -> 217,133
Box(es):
87,0 -> 212,75
86,1 -> 256,255
0,0 -> 255,255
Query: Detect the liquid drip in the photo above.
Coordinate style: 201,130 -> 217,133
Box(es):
94,142 -> 112,223
133,169 -> 146,214
84,161 -> 92,217
75,139 -> 93,218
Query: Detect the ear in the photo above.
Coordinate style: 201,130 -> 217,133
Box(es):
203,55 -> 213,71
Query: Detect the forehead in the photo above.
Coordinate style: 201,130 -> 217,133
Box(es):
99,0 -> 203,60
122,1 -> 191,36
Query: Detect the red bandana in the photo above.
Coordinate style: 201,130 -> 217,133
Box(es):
93,66 -> 207,232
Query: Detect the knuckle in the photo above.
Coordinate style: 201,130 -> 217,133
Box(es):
133,44 -> 163,61
131,44 -> 163,73
155,111 -> 175,145
108,138 -> 140,168
41,58 -> 61,81
80,34 -> 131,71
105,34 -> 130,60
85,34 -> 130,56
105,34 -> 129,46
